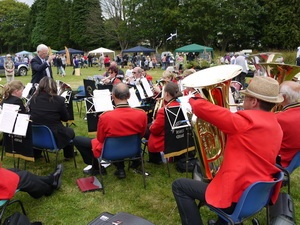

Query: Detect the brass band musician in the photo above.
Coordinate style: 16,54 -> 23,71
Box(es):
172,76 -> 283,225
276,81 -> 300,167
148,82 -> 182,164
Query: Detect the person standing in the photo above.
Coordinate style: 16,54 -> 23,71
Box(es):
4,54 -> 15,83
99,53 -> 104,70
276,81 -> 300,167
172,76 -> 283,225
31,44 -> 55,84
235,52 -> 248,88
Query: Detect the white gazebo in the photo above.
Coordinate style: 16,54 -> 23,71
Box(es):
88,47 -> 115,58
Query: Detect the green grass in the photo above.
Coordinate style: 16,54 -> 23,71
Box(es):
1,65 -> 299,225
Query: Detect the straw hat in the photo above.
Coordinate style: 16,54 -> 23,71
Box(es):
240,76 -> 283,103
6,54 -> 11,58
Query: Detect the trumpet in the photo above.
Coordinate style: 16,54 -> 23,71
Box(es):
182,65 -> 242,182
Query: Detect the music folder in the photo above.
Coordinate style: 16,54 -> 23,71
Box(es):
76,176 -> 102,192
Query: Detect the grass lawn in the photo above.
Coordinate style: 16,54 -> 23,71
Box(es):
0,65 -> 299,225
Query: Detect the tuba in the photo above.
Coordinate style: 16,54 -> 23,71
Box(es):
182,65 -> 242,182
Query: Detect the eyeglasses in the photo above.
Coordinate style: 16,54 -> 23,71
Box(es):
132,72 -> 137,74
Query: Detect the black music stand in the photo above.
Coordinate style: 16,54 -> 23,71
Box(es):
0,104 -> 33,169
164,106 -> 195,177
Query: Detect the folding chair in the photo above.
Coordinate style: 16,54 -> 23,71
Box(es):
73,85 -> 86,117
0,190 -> 26,224
277,151 -> 300,194
98,134 -> 146,194
206,172 -> 284,225
31,125 -> 77,169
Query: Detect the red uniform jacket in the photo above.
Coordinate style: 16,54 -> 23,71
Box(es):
93,105 -> 147,158
189,98 -> 282,208
148,100 -> 180,153
0,168 -> 19,200
276,103 -> 300,167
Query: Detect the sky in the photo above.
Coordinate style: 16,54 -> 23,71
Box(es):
16,0 -> 34,6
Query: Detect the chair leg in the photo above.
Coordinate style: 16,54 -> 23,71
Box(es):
98,160 -> 105,194
0,199 -> 27,224
141,155 -> 146,189
166,161 -> 171,177
55,152 -> 59,169
73,150 -> 77,168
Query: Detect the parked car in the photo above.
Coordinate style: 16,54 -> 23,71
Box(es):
0,56 -> 29,76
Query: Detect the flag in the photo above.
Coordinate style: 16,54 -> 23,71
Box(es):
65,46 -> 71,65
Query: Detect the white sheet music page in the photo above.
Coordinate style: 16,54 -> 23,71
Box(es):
93,89 -> 114,112
0,103 -> 20,133
141,78 -> 154,97
13,113 -> 30,136
178,96 -> 192,126
128,88 -> 141,107
22,83 -> 33,99
135,82 -> 146,99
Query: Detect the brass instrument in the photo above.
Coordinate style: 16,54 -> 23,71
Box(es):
152,80 -> 166,120
182,65 -> 242,182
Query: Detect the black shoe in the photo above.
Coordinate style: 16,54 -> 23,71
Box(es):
53,164 -> 64,189
114,169 -> 126,179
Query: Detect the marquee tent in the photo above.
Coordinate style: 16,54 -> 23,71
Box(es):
174,43 -> 214,58
57,48 -> 84,55
88,47 -> 115,58
122,46 -> 155,54
16,50 -> 32,56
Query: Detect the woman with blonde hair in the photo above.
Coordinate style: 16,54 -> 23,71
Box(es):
2,80 -> 25,112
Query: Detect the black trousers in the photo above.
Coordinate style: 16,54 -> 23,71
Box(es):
9,168 -> 54,199
73,136 -> 99,170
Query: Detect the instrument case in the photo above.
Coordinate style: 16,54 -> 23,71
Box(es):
269,193 -> 296,225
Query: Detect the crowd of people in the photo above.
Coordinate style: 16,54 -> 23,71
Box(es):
1,43 -> 300,225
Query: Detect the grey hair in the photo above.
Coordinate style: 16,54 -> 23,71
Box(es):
280,81 -> 300,104
37,44 -> 48,52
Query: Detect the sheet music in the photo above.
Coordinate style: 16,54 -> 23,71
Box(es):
135,82 -> 146,99
13,113 -> 30,136
0,104 -> 20,133
140,78 -> 154,97
128,88 -> 141,107
22,83 -> 33,99
178,96 -> 193,118
93,89 -> 114,112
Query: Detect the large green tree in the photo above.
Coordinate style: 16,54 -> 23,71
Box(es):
260,0 -> 300,50
0,0 -> 30,53
70,0 -> 104,51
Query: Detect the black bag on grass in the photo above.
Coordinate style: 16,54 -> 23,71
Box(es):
176,157 -> 198,173
3,212 -> 42,225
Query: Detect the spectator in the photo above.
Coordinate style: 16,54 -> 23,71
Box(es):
4,54 -> 15,83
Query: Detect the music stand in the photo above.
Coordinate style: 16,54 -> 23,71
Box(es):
0,103 -> 33,168
164,106 -> 195,177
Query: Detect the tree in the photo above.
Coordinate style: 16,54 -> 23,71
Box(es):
30,0 -> 48,48
70,0 -> 104,51
0,0 -> 30,53
260,0 -> 300,50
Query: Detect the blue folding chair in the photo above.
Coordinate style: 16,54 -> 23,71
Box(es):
207,172 -> 284,225
277,151 -> 300,194
32,125 -> 77,169
0,190 -> 26,224
73,85 -> 86,118
98,134 -> 146,194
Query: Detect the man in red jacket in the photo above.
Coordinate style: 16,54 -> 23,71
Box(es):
276,80 -> 300,167
0,164 -> 63,200
74,83 -> 147,179
172,76 -> 283,225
